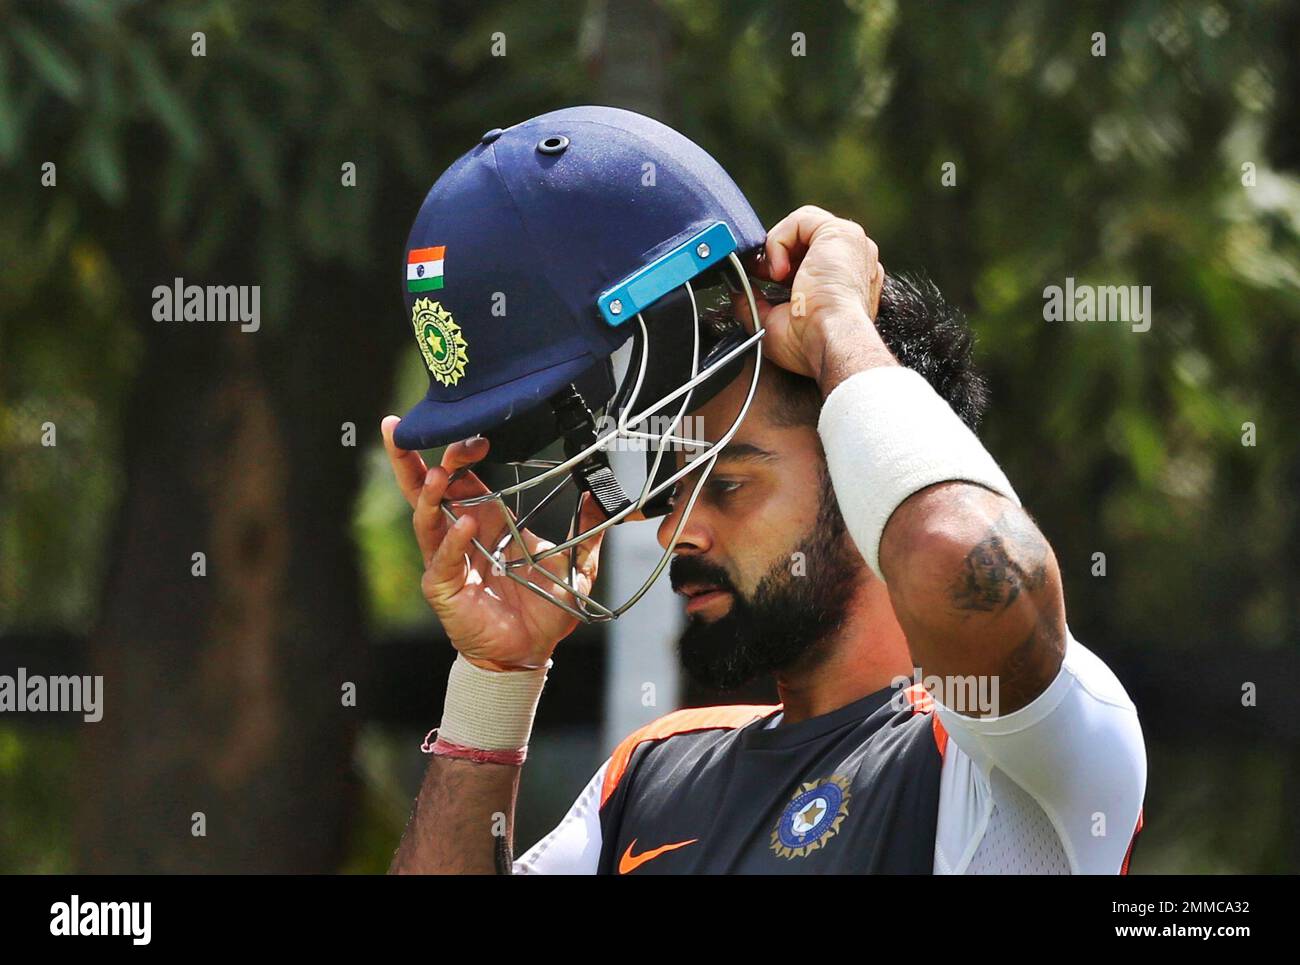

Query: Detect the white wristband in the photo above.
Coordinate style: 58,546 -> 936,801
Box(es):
817,366 -> 1021,582
437,653 -> 550,751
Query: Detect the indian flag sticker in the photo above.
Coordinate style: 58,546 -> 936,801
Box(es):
407,246 -> 445,292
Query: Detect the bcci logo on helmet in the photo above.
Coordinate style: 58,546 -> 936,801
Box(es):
411,298 -> 468,387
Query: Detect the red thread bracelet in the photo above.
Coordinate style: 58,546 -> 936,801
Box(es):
421,729 -> 527,766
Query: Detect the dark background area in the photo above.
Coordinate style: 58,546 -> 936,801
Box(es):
1,0 -> 1297,873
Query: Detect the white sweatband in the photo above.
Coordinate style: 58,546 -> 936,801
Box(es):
817,366 -> 1021,582
437,653 -> 550,751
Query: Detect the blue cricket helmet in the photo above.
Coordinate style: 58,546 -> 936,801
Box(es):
394,105 -> 768,621
395,105 -> 764,452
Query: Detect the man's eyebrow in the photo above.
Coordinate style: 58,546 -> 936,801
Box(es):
712,442 -> 776,463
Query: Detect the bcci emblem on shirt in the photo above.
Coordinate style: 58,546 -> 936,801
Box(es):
770,775 -> 853,859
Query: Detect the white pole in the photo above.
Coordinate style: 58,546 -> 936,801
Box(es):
600,488 -> 683,753
595,0 -> 681,755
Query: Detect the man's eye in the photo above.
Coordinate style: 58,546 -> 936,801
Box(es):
666,478 -> 741,508
707,479 -> 743,498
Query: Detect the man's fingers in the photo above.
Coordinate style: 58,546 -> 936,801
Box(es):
423,513 -> 477,603
381,416 -> 429,509
413,466 -> 508,573
441,436 -> 490,473
442,437 -> 532,556
413,466 -> 454,564
764,205 -> 838,282
744,249 -> 775,282
525,492 -> 605,600
437,438 -> 493,500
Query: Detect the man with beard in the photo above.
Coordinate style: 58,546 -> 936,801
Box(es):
386,207 -> 1146,875
672,454 -> 860,694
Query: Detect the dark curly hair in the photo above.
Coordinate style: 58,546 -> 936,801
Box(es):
703,271 -> 989,432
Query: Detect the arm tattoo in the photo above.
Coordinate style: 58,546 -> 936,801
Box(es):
947,508 -> 1064,712
950,511 -> 1049,613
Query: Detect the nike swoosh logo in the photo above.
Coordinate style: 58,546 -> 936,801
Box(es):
618,837 -> 699,874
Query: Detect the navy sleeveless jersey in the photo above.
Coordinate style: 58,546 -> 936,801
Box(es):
596,686 -> 945,874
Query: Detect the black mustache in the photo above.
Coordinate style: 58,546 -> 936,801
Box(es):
669,556 -> 735,595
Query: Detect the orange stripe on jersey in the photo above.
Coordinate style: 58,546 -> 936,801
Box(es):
932,714 -> 949,757
1121,808 -> 1145,875
601,704 -> 780,808
901,683 -> 948,757
902,683 -> 933,712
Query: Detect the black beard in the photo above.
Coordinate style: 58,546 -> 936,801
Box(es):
672,471 -> 863,691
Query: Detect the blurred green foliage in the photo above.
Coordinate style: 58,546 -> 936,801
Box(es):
0,725 -> 75,872
1,0 -> 1297,872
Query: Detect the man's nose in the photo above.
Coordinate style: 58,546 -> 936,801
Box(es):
656,495 -> 712,554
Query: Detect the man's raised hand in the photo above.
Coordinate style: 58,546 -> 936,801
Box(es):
381,417 -> 605,672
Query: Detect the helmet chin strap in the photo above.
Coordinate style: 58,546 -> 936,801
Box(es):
550,383 -> 634,520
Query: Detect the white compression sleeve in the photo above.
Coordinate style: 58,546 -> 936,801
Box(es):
817,366 -> 1021,581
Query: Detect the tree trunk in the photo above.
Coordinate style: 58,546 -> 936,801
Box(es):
77,236 -> 403,871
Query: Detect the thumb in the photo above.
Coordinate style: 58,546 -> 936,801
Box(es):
569,492 -> 607,584
750,301 -> 814,378
728,290 -> 772,336
756,299 -> 791,350
535,493 -> 605,603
